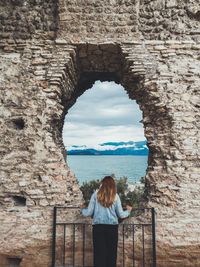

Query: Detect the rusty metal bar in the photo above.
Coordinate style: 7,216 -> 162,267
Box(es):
52,206 -> 57,267
142,225 -> 145,267
63,224 -> 66,266
82,224 -> 85,267
52,206 -> 156,267
132,224 -> 135,267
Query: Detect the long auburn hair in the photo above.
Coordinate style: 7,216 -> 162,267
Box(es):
97,176 -> 117,208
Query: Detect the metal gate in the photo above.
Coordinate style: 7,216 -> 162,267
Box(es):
52,207 -> 156,267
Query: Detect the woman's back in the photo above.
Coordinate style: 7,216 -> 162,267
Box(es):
84,191 -> 130,224
80,176 -> 132,267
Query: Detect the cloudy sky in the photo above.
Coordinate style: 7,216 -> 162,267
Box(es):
62,81 -> 145,148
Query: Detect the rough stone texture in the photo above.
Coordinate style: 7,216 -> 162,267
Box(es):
0,0 -> 58,40
0,0 -> 200,266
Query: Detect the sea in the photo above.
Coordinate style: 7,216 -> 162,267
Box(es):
67,155 -> 148,185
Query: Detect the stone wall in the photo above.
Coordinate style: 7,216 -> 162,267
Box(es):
139,0 -> 200,41
0,0 -> 58,41
57,0 -> 200,42
0,0 -> 200,266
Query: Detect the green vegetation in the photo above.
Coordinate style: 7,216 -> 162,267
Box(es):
80,175 -> 145,208
80,179 -> 101,206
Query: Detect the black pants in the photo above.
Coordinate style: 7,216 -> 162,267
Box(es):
92,224 -> 118,267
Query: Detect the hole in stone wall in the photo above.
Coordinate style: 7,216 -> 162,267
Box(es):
187,9 -> 200,20
37,174 -> 42,182
6,257 -> 22,266
13,118 -> 25,130
63,81 -> 148,187
12,196 -> 26,206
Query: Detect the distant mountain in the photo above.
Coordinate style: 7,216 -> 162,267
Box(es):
100,141 -> 135,146
66,141 -> 148,155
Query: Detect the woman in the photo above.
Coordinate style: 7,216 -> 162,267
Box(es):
80,176 -> 132,267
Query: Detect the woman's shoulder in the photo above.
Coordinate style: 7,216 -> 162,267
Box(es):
113,193 -> 120,203
92,190 -> 98,198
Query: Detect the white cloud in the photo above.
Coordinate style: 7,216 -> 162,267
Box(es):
62,81 -> 145,146
63,123 -> 144,147
66,143 -> 138,151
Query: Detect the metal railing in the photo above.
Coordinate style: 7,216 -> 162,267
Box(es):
52,207 -> 156,267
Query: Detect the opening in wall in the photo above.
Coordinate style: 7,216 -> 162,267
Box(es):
62,81 -> 148,190
12,118 -> 25,130
6,257 -> 22,266
12,196 -> 26,206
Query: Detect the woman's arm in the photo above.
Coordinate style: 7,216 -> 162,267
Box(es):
115,194 -> 132,218
80,192 -> 96,217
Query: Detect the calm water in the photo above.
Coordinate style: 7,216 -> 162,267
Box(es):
67,155 -> 148,185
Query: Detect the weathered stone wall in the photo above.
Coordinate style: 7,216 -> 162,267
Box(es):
0,39 -> 81,266
0,0 -> 58,41
57,0 -> 200,42
0,0 -> 200,266
139,0 -> 200,41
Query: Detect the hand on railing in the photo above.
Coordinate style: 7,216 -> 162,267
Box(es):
126,205 -> 132,212
80,205 -> 86,214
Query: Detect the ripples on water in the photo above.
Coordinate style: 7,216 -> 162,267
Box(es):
67,155 -> 148,185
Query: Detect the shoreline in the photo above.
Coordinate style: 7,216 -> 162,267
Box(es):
128,182 -> 144,192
